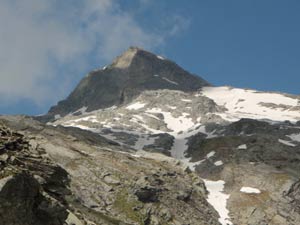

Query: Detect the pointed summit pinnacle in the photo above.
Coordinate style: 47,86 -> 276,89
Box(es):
45,46 -> 209,119
111,46 -> 143,69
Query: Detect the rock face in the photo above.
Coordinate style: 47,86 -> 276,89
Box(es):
287,180 -> 300,215
0,116 -> 220,225
0,124 -> 70,225
46,47 -> 209,119
185,119 -> 300,225
0,173 -> 68,225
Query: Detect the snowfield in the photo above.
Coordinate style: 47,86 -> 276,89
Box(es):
201,86 -> 300,122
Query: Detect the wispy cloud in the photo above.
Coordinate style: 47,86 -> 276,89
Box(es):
0,0 -> 189,112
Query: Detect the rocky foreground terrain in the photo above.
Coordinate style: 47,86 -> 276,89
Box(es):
0,116 -> 220,225
1,47 -> 300,225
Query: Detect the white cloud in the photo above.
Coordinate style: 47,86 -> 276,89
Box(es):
167,15 -> 191,36
0,0 -> 189,112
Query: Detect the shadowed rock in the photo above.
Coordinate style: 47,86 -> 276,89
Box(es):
43,47 -> 209,120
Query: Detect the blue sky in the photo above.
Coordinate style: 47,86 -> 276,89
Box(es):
0,0 -> 299,115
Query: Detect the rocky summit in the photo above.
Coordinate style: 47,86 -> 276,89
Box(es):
45,47 -> 209,120
1,47 -> 300,225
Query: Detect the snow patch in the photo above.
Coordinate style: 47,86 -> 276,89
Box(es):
71,106 -> 88,115
67,124 -> 95,130
133,115 -> 144,122
203,179 -> 232,225
144,113 -> 161,120
207,151 -> 216,158
240,187 -> 261,194
166,105 -> 177,110
162,77 -> 178,85
126,102 -> 146,110
181,98 -> 192,102
237,144 -> 247,150
287,133 -> 300,142
54,114 -> 61,120
105,105 -> 117,111
157,55 -> 165,60
146,108 -> 194,133
181,157 -> 205,171
214,160 -> 223,166
71,115 -> 98,123
170,125 -> 217,160
278,139 -> 296,147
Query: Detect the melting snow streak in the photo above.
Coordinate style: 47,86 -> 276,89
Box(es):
203,179 -> 232,225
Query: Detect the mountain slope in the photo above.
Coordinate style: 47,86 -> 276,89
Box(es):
201,86 -> 300,122
46,47 -> 209,119
51,86 -> 300,224
0,116 -> 220,225
51,86 -> 300,158
35,47 -> 300,224
51,87 -> 300,225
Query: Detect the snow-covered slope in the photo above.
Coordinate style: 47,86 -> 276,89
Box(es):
201,86 -> 300,122
32,43 -> 300,225
51,89 -> 218,156
50,86 -> 300,225
51,87 -> 300,157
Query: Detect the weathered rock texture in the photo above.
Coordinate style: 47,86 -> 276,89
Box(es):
0,116 -> 220,225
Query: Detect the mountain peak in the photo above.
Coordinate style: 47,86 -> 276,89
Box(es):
44,47 -> 210,120
111,46 -> 165,69
111,46 -> 140,69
